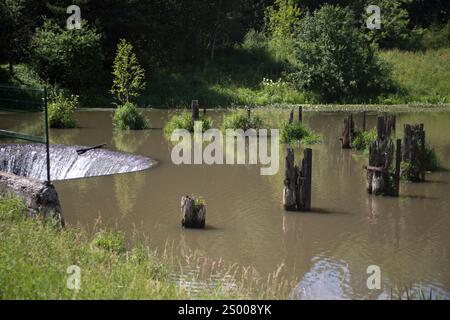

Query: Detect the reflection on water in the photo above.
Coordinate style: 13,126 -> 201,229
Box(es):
1,109 -> 450,299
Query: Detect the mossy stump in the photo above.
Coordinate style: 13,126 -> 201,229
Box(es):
402,124 -> 426,182
366,116 -> 401,197
181,195 -> 205,229
283,148 -> 312,212
341,114 -> 355,149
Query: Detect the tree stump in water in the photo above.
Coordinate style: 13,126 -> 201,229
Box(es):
341,114 -> 355,149
298,106 -> 303,123
366,116 -> 400,196
402,124 -> 426,182
361,111 -> 366,132
191,100 -> 199,123
181,195 -> 205,228
289,109 -> 294,124
283,148 -> 312,211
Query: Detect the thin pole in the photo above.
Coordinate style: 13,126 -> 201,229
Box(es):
43,87 -> 51,183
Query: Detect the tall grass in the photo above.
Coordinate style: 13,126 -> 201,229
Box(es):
380,48 -> 450,104
0,195 -> 293,299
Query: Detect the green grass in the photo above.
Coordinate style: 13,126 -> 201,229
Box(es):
0,195 -> 249,299
380,48 -> 450,104
221,109 -> 266,131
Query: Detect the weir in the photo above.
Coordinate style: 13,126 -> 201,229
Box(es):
0,144 -> 157,181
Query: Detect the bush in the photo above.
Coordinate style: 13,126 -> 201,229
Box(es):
164,111 -> 213,139
424,146 -> 440,171
222,110 -> 265,131
289,5 -> 393,103
280,121 -> 321,144
30,20 -> 104,91
352,129 -> 377,151
48,93 -> 78,129
92,230 -> 126,254
113,102 -> 149,130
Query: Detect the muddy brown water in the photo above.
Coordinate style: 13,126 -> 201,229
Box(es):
1,109 -> 449,299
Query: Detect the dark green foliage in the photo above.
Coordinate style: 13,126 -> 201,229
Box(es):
289,5 -> 394,103
352,129 -> 377,151
424,145 -> 440,171
113,102 -> 149,130
29,19 -> 104,92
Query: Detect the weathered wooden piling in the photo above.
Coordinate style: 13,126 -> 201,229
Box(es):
289,109 -> 294,124
283,148 -> 312,211
402,123 -> 426,182
393,139 -> 402,197
191,100 -> 199,122
246,105 -> 251,119
298,106 -> 303,123
341,114 -> 355,149
181,195 -> 205,228
362,111 -> 366,132
366,116 -> 400,196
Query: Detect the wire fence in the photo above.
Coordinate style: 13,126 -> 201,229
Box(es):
0,84 -> 51,182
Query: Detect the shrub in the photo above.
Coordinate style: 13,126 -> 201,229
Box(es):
48,93 -> 78,129
424,146 -> 440,171
352,129 -> 377,151
113,102 -> 149,130
111,39 -> 146,103
222,110 -> 265,131
280,121 -> 321,144
92,230 -> 125,254
164,111 -> 213,139
289,5 -> 393,103
30,19 -> 103,91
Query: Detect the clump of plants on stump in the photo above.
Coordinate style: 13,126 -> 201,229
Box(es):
352,128 -> 377,152
111,39 -> 149,130
164,110 -> 213,140
280,121 -> 321,144
48,92 -> 78,129
221,109 -> 265,131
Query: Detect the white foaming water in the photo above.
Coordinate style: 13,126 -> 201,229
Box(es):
0,144 -> 156,181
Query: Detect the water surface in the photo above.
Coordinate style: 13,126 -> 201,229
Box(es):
1,109 -> 449,299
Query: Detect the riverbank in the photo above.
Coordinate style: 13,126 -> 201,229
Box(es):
0,195 -> 249,299
1,49 -> 449,108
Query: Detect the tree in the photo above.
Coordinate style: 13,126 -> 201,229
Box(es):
0,0 -> 46,74
111,39 -> 146,103
30,19 -> 104,92
265,0 -> 301,62
290,5 -> 393,103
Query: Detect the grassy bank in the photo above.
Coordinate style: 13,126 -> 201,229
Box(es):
0,195 -> 250,299
2,48 -> 450,108
380,48 -> 450,104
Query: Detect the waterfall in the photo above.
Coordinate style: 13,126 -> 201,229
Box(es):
0,144 -> 156,181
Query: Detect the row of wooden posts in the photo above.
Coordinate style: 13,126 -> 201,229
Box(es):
340,112 -> 427,197
182,102 -> 429,228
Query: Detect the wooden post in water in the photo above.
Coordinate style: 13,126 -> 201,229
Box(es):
362,111 -> 366,132
289,109 -> 294,124
246,105 -> 251,120
181,195 -> 205,228
283,148 -> 312,211
283,148 -> 297,211
191,100 -> 199,123
341,114 -> 355,148
402,123 -> 426,182
393,139 -> 402,197
298,106 -> 303,123
297,148 -> 312,211
366,116 -> 396,196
